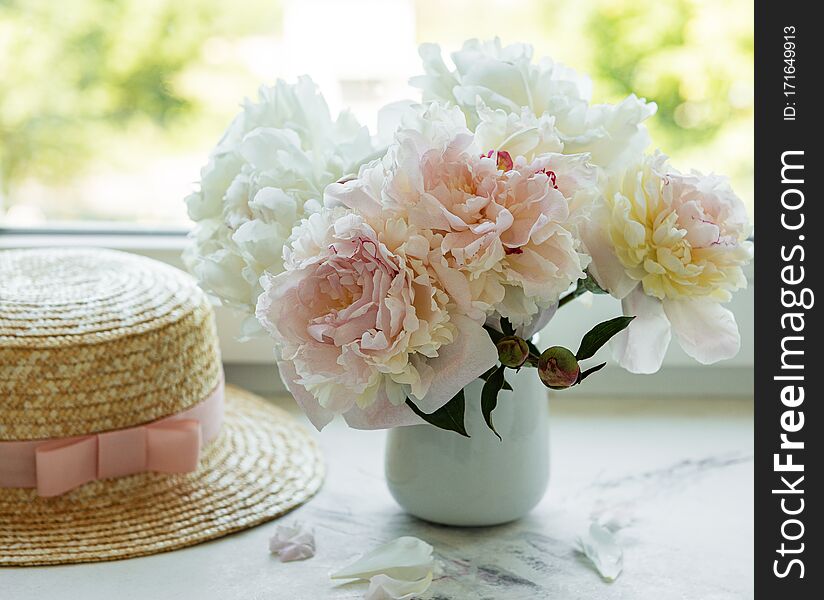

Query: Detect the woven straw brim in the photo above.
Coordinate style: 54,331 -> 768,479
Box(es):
0,386 -> 324,566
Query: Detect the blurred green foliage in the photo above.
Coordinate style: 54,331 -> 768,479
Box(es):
0,0 -> 281,195
584,0 -> 753,156
1,0 -> 753,221
2,0 -> 191,191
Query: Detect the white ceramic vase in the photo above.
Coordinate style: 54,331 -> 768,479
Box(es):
384,366 -> 550,526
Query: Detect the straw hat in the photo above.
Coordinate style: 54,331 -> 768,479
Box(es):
0,248 -> 324,566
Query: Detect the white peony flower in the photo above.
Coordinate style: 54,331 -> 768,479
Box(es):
410,38 -> 657,172
183,77 -> 375,332
581,152 -> 753,373
327,103 -> 595,331
473,104 -> 563,161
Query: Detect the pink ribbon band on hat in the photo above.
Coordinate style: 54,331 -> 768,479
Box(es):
0,378 -> 225,497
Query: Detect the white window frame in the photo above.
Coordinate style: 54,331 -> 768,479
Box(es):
0,232 -> 754,398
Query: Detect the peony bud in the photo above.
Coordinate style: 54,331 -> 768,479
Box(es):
538,346 -> 580,389
497,336 -> 530,368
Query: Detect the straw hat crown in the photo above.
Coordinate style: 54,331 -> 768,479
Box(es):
0,248 -> 222,441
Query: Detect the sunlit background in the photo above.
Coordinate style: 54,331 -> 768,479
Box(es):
0,0 -> 754,229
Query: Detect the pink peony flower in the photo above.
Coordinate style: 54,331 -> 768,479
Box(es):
255,207 -> 498,430
327,103 -> 594,331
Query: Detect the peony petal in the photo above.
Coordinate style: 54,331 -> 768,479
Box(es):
376,100 -> 417,147
276,541 -> 315,563
560,94 -> 656,172
239,127 -> 307,172
365,573 -> 434,600
192,249 -> 250,304
331,536 -> 434,582
576,522 -> 623,582
518,303 -> 558,339
325,176 -> 383,219
343,387 -> 425,430
269,522 -> 316,562
232,219 -> 287,269
611,286 -> 672,374
249,186 -> 299,224
277,360 -> 335,431
579,215 -> 636,300
429,259 -> 476,316
409,315 -> 498,413
487,304 -> 557,339
664,299 -> 741,364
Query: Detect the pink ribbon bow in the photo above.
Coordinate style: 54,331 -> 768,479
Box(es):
0,379 -> 224,497
35,420 -> 202,497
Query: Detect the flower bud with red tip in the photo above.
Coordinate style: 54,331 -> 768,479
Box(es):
538,346 -> 580,389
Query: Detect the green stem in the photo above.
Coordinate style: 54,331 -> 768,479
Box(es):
558,286 -> 585,308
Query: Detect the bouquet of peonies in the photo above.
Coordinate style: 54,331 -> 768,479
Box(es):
185,39 -> 752,435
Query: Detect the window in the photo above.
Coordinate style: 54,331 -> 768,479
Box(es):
0,0 -> 754,398
1,0 -> 753,230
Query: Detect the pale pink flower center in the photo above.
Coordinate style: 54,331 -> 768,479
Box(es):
301,236 -> 400,350
416,148 -> 563,269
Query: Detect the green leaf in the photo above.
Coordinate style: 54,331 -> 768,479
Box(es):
502,372 -> 513,391
501,318 -> 515,336
576,362 -> 607,384
406,390 -> 469,437
480,366 -> 513,391
481,366 -> 506,440
576,316 -> 635,361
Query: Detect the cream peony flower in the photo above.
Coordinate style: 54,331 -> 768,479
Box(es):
183,77 -> 374,334
327,103 -> 594,332
410,38 -> 657,172
582,152 -> 753,373
255,207 -> 498,430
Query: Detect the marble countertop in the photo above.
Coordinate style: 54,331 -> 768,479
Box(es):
3,395 -> 753,600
